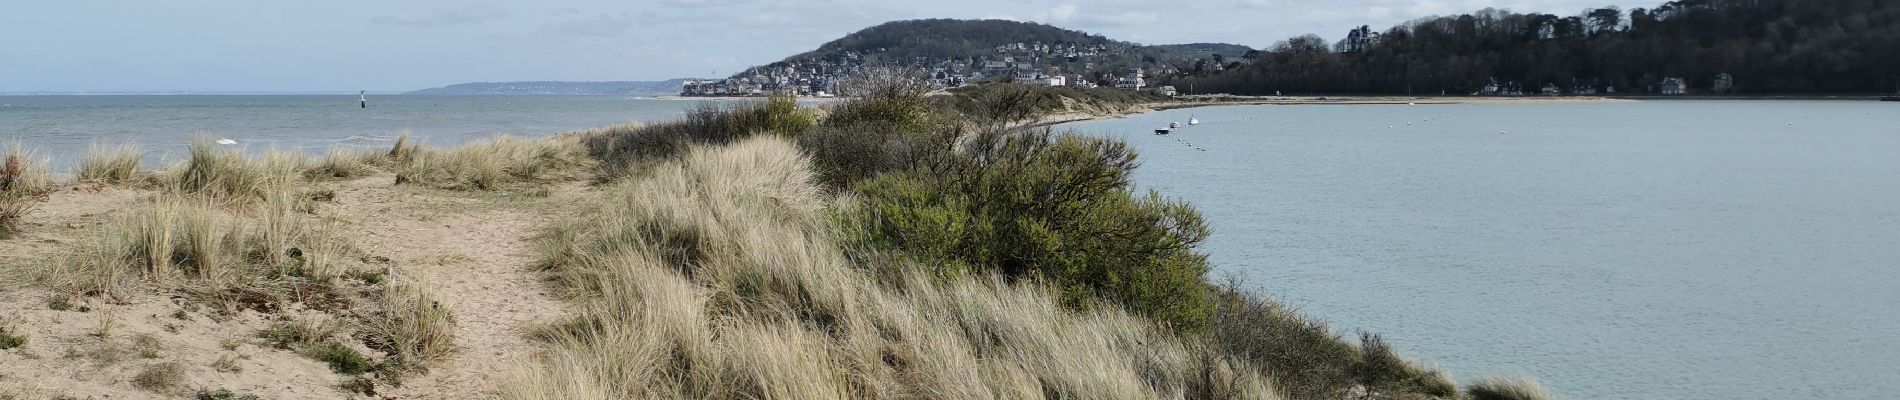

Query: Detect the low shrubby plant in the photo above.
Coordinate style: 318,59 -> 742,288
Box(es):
839,128 -> 1215,331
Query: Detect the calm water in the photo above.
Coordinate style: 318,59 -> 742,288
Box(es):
0,95 -> 709,171
1059,101 -> 1900,400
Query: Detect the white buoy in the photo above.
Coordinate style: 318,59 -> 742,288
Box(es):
215,139 -> 238,145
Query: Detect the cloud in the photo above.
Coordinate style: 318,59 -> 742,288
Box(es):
370,8 -> 508,27
539,13 -> 635,38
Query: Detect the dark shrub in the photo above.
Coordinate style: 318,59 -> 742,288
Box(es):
840,128 -> 1214,331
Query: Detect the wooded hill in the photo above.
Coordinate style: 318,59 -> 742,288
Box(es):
740,19 -> 1252,85
1166,0 -> 1900,95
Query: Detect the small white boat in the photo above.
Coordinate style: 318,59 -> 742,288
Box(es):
1188,116 -> 1200,126
1169,122 -> 1181,129
215,139 -> 238,145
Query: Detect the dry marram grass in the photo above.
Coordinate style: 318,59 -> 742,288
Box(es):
1467,376 -> 1556,400
76,143 -> 145,184
508,136 -> 1279,399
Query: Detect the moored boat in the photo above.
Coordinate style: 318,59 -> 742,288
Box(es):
1154,128 -> 1172,135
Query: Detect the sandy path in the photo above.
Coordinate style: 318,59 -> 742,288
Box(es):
324,178 -> 567,399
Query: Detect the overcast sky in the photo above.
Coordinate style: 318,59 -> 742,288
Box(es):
0,0 -> 1651,93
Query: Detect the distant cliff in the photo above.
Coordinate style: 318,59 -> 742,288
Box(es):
405,80 -> 698,96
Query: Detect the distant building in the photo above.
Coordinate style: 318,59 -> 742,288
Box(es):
1152,85 -> 1178,96
1114,68 -> 1146,90
1340,25 -> 1380,53
1661,78 -> 1688,95
1712,73 -> 1735,94
1541,83 -> 1562,96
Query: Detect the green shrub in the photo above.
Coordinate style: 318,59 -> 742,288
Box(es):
304,342 -> 370,374
0,325 -> 26,349
839,129 -> 1214,331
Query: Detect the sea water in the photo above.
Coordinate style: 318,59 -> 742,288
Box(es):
1058,101 -> 1900,400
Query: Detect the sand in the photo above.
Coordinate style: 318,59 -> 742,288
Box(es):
0,175 -> 578,399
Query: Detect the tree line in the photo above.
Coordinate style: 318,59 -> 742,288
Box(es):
1166,0 -> 1900,95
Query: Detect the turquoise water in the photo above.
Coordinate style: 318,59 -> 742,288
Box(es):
1058,101 -> 1900,400
0,95 -> 707,171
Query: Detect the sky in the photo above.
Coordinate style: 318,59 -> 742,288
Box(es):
0,0 -> 1652,93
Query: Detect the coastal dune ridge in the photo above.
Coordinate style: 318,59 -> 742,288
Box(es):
0,84 -> 1539,399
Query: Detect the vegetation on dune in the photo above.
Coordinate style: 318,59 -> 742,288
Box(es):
166,138 -> 304,200
841,129 -> 1215,331
520,136 -> 1278,399
36,146 -> 460,392
1466,376 -> 1556,400
8,80 -> 1543,399
936,82 -> 1168,125
2,145 -> 55,239
393,135 -> 593,191
75,143 -> 146,185
578,94 -> 815,174
515,81 -> 1475,399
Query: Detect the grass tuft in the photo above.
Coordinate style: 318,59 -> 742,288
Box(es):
364,283 -> 456,371
0,325 -> 26,349
303,342 -> 371,375
394,135 -> 592,191
75,143 -> 145,184
1467,376 -> 1556,400
2,145 -> 55,239
305,147 -> 379,180
168,138 -> 302,200
132,362 -> 187,393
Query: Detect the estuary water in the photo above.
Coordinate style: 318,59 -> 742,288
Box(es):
1057,101 -> 1900,400
0,95 -> 707,171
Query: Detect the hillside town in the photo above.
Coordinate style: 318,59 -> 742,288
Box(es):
681,41 -> 1183,97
